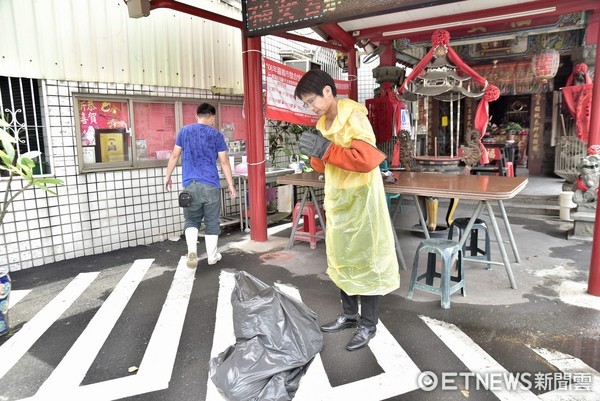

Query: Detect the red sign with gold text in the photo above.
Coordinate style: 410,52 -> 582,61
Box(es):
78,100 -> 129,146
265,58 -> 349,126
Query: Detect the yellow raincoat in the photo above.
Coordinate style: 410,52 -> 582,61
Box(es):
316,98 -> 400,296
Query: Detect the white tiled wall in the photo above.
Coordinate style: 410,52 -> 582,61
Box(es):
0,79 -> 241,272
1,37 -> 378,272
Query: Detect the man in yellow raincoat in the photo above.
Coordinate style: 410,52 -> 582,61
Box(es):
295,70 -> 400,351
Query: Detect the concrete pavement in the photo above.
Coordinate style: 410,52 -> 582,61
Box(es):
1,196 -> 599,401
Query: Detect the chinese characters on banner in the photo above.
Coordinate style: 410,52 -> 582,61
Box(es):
474,62 -> 541,94
531,93 -> 542,154
78,100 -> 130,164
265,58 -> 349,126
78,100 -> 129,146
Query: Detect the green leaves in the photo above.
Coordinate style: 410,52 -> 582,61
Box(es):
0,115 -> 64,225
32,178 -> 62,196
267,120 -> 311,166
16,151 -> 41,179
0,126 -> 16,166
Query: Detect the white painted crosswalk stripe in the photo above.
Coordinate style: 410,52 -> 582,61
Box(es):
15,257 -> 196,401
208,271 -> 421,400
296,321 -> 422,401
205,270 -> 237,400
8,289 -> 31,308
3,261 -> 599,400
0,272 -> 98,380
55,256 -> 197,400
533,346 -> 600,401
137,256 -> 196,386
421,315 -> 539,400
420,315 -> 600,400
33,259 -> 155,397
279,282 -> 421,400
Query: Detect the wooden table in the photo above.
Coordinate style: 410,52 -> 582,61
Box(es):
277,172 -> 409,272
385,172 -> 527,289
278,171 -> 528,289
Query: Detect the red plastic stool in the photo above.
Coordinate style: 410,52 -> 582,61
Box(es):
292,201 -> 325,249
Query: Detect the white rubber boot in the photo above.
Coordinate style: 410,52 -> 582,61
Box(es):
205,235 -> 222,265
185,227 -> 199,269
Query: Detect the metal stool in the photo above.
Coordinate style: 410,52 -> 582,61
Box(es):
291,201 -> 325,249
407,238 -> 465,309
448,217 -> 491,270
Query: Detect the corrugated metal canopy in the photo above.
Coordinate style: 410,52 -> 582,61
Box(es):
0,0 -> 245,91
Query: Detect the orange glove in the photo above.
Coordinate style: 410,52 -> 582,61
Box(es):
309,157 -> 325,173
322,139 -> 386,173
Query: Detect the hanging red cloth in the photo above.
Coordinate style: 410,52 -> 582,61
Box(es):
561,63 -> 593,141
473,86 -> 501,164
397,29 -> 499,164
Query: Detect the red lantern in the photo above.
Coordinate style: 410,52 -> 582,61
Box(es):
532,49 -> 560,83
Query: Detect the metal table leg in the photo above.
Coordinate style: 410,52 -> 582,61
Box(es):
243,178 -> 249,232
413,195 -> 431,239
309,187 -> 326,233
237,176 -> 244,231
456,202 -> 486,249
285,188 -> 309,250
392,225 -> 407,271
484,201 -> 517,289
497,200 -> 521,263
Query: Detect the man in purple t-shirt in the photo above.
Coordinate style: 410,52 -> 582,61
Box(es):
165,103 -> 237,268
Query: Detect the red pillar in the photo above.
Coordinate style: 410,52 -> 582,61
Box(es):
241,35 -> 267,241
378,40 -> 396,67
587,17 -> 600,296
347,47 -> 358,101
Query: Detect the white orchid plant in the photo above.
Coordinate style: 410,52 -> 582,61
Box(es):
0,114 -> 63,225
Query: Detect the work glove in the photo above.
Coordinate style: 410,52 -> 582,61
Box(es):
299,129 -> 331,159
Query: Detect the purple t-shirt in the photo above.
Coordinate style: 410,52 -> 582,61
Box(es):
176,123 -> 228,188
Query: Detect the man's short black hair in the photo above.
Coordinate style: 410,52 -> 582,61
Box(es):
294,69 -> 337,99
197,103 -> 216,116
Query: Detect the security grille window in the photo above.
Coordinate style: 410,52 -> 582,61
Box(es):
74,95 -> 244,172
0,76 -> 48,176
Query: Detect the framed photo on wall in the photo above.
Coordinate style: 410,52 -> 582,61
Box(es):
96,129 -> 129,162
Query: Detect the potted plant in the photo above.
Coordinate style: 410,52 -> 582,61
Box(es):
0,114 -> 64,336
503,122 -> 522,143
267,120 -> 312,171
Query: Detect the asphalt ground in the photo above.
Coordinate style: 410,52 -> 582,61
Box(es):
1,203 -> 598,401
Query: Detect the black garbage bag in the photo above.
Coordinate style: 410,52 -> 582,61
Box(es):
209,271 -> 324,401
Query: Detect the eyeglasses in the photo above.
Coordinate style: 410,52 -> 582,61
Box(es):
302,95 -> 318,109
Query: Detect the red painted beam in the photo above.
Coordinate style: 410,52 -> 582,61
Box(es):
395,14 -> 583,46
150,0 -> 243,29
318,23 -> 356,50
355,0 -> 600,43
274,32 -> 344,51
